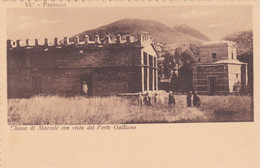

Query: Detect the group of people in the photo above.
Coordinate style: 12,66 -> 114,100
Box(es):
138,90 -> 201,108
138,91 -> 153,106
186,91 -> 201,108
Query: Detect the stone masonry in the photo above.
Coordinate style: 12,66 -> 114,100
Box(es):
193,41 -> 248,95
7,33 -> 158,98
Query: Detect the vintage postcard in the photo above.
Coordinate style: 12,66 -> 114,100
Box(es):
0,0 -> 260,167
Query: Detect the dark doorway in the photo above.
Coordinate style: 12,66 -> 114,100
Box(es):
209,77 -> 217,95
80,75 -> 93,96
32,76 -> 41,95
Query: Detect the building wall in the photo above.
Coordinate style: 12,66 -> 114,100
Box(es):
94,67 -> 142,96
193,63 -> 247,95
7,50 -> 33,98
200,43 -> 237,63
228,45 -> 237,60
7,34 -> 157,98
200,45 -> 228,62
28,46 -> 142,69
193,41 -> 246,95
227,64 -> 248,93
193,64 -> 229,95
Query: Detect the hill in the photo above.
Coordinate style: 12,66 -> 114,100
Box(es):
71,19 -> 210,49
172,24 -> 211,41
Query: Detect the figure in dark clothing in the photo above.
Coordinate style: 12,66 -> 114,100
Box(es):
138,92 -> 143,106
168,91 -> 176,105
186,91 -> 192,107
144,91 -> 152,106
154,93 -> 158,105
193,92 -> 201,108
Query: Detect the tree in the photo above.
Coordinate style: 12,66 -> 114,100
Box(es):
158,46 -> 199,92
159,52 -> 176,80
189,43 -> 200,61
172,48 -> 197,92
180,49 -> 196,65
174,47 -> 182,68
237,51 -> 253,94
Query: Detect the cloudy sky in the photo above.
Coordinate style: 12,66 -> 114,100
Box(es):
7,6 -> 252,42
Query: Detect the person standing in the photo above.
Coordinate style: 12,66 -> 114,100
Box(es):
193,91 -> 201,108
146,91 -> 152,106
82,81 -> 88,97
138,92 -> 143,106
154,93 -> 158,105
186,91 -> 192,107
168,91 -> 175,105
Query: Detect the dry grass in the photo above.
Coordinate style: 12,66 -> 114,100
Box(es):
8,95 -> 253,125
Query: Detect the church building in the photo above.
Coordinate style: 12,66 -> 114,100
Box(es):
7,33 -> 158,98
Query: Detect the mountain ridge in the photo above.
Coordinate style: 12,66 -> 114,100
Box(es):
172,24 -> 211,41
71,18 -> 211,48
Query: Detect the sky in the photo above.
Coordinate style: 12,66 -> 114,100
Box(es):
7,6 -> 252,42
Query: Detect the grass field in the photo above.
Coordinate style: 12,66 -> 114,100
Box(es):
8,95 -> 253,125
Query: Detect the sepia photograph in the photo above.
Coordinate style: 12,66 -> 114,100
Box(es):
7,6 -> 253,125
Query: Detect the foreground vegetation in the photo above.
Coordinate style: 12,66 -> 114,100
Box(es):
8,95 -> 253,125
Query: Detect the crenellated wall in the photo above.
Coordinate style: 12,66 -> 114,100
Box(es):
7,33 -> 158,98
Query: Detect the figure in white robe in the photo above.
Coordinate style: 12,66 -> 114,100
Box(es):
82,81 -> 88,97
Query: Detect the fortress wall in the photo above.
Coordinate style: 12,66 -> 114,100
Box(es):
7,50 -> 33,98
7,34 -> 152,98
93,67 -> 142,96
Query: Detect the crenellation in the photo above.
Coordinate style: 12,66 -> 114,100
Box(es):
7,33 -> 158,98
44,38 -> 48,46
64,37 -> 69,45
116,34 -> 122,44
35,39 -> 39,46
84,35 -> 90,44
16,40 -> 21,47
54,38 -> 59,46
7,34 -> 150,51
105,35 -> 111,44
74,36 -> 79,46
25,39 -> 30,46
126,35 -> 131,44
95,35 -> 101,44
7,40 -> 12,48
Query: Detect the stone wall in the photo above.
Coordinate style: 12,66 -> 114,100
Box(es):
193,64 -> 229,95
200,42 -> 237,63
7,34 -> 157,98
227,64 -> 246,93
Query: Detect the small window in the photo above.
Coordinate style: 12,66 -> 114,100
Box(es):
236,74 -> 238,78
232,53 -> 234,59
212,53 -> 217,59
